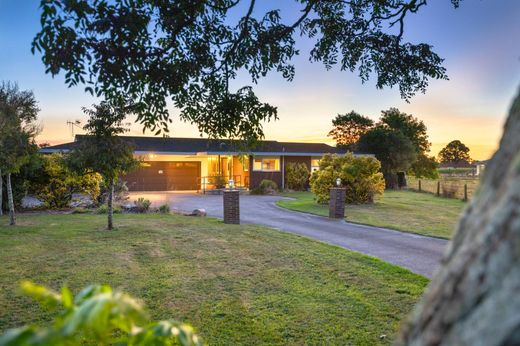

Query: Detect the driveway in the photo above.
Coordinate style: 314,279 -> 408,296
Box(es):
130,192 -> 448,278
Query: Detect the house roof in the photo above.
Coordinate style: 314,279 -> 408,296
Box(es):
40,135 -> 346,156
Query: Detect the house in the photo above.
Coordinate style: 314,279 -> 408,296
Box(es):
41,136 -> 346,191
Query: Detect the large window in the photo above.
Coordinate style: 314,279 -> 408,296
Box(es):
311,157 -> 321,173
253,157 -> 280,172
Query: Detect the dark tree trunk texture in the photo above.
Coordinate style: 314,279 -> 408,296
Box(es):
398,89 -> 520,345
107,180 -> 114,230
6,173 -> 15,226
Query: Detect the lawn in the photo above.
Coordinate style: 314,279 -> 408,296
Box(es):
0,213 -> 428,345
278,190 -> 465,239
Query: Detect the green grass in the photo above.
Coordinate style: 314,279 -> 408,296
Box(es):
278,190 -> 465,239
0,213 -> 428,345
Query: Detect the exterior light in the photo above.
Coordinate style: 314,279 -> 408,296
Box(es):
336,178 -> 341,187
228,179 -> 235,189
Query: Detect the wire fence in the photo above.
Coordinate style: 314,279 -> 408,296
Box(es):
406,176 -> 481,201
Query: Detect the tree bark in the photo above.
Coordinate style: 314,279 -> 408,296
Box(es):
6,173 -> 15,226
107,180 -> 114,230
397,89 -> 520,345
0,168 -> 3,217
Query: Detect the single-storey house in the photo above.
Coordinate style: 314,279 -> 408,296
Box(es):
41,135 -> 346,191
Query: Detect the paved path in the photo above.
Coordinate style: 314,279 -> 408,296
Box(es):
130,192 -> 448,278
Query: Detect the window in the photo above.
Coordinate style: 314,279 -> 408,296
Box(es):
311,157 -> 321,173
253,157 -> 280,172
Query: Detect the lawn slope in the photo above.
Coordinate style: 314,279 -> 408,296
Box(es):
0,214 -> 427,345
278,190 -> 465,239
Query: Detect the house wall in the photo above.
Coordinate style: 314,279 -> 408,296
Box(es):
249,155 -> 283,189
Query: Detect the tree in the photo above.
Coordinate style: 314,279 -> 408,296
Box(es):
328,111 -> 374,149
309,153 -> 385,204
398,89 -> 520,346
357,127 -> 417,188
33,0 -> 457,141
0,82 -> 40,226
377,108 -> 437,178
285,162 -> 310,191
410,154 -> 439,180
67,102 -> 138,230
438,140 -> 471,165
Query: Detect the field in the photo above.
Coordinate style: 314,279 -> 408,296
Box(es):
278,190 -> 465,239
406,176 -> 481,200
0,213 -> 428,345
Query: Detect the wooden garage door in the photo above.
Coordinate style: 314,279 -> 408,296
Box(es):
124,161 -> 201,191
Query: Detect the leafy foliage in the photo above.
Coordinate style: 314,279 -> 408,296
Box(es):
285,162 -> 310,191
32,0 -> 459,141
158,204 -> 170,214
251,179 -> 278,195
410,153 -> 439,179
310,153 -> 385,204
358,127 -> 417,188
134,198 -> 152,213
328,111 -> 374,149
438,140 -> 472,165
32,153 -> 101,209
0,282 -> 201,346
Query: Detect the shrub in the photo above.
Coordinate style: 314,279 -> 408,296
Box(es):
285,162 -> 310,191
71,207 -> 89,214
134,198 -> 151,213
97,179 -> 130,204
310,153 -> 385,204
251,179 -> 278,195
442,183 -> 459,198
96,205 -> 121,214
0,282 -> 201,345
32,154 -> 101,209
158,203 -> 170,214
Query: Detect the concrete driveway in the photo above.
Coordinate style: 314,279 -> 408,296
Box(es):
129,192 -> 448,278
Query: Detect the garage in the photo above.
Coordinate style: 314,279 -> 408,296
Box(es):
124,161 -> 201,191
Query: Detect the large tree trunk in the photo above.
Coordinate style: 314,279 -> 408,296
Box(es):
6,173 -> 15,226
398,89 -> 520,345
0,168 -> 3,217
107,180 -> 114,230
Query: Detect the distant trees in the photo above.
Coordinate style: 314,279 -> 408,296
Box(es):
332,108 -> 438,187
66,102 -> 138,230
0,82 -> 40,225
328,111 -> 374,149
357,127 -> 417,188
438,140 -> 471,165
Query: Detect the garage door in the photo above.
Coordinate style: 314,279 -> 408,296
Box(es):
124,161 -> 201,191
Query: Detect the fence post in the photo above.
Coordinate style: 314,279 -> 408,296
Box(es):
436,181 -> 440,197
418,180 -> 422,192
464,184 -> 468,202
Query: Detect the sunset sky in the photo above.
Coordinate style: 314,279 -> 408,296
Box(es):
1,0 -> 519,160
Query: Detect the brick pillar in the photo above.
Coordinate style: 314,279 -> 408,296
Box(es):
223,190 -> 240,224
329,187 -> 346,219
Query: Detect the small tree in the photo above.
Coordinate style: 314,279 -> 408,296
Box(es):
357,127 -> 417,188
67,102 -> 138,230
438,140 -> 472,166
285,162 -> 310,191
0,82 -> 40,225
328,111 -> 374,149
310,153 -> 385,204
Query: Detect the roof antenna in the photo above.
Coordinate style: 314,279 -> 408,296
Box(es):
66,120 -> 82,138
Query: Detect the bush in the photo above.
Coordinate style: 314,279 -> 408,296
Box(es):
442,183 -> 459,198
134,198 -> 151,213
285,162 -> 310,191
0,282 -> 201,346
251,179 -> 278,195
97,179 -> 130,204
310,153 -> 385,204
31,154 -> 101,209
96,204 -> 121,214
158,203 -> 170,214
